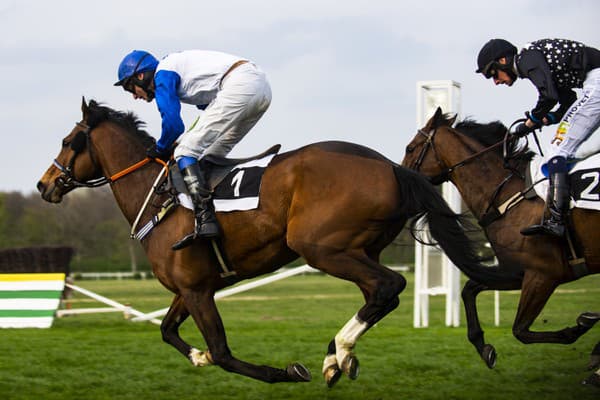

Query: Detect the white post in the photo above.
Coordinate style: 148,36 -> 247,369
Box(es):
414,80 -> 462,328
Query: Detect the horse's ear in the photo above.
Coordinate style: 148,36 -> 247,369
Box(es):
425,107 -> 445,129
81,97 -> 89,119
447,113 -> 458,127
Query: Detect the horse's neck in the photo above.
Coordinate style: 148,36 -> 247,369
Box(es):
443,135 -> 521,220
110,163 -> 164,226
94,129 -> 163,226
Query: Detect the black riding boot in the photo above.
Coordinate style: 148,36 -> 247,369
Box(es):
172,163 -> 220,250
521,171 -> 569,237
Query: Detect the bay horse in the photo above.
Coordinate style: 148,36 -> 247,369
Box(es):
401,107 -> 600,379
38,99 -> 499,386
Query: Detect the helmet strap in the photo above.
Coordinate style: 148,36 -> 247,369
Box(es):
132,70 -> 156,100
499,55 -> 518,81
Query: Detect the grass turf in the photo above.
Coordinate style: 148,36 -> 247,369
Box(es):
0,272 -> 598,399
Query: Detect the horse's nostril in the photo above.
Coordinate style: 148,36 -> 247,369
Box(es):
36,181 -> 45,193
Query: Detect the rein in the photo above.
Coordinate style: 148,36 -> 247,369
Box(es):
414,125 -> 528,226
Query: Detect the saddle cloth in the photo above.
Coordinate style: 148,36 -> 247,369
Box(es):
529,153 -> 600,211
174,146 -> 280,212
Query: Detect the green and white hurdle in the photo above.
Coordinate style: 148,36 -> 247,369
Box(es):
0,273 -> 66,328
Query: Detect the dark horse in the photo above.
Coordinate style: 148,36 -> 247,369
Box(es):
39,99 -> 498,386
402,108 -> 600,382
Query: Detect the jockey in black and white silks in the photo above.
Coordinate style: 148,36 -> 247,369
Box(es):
476,38 -> 600,237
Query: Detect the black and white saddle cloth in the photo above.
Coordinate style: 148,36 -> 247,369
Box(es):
169,145 -> 280,212
529,153 -> 600,211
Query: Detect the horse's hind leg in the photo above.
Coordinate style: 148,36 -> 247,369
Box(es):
513,273 -> 597,344
180,287 -> 311,383
305,249 -> 406,387
161,294 -> 213,367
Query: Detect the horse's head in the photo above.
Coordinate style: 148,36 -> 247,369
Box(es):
401,107 -> 457,184
37,98 -> 111,203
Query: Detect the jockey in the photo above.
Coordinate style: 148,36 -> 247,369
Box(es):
476,38 -> 600,237
115,49 -> 272,250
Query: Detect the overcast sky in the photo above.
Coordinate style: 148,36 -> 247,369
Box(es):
1,0 -> 598,194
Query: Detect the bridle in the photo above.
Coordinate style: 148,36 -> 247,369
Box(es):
52,121 -> 165,191
410,124 -> 532,227
411,126 -> 507,184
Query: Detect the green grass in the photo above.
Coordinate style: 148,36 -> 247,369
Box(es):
0,272 -> 598,400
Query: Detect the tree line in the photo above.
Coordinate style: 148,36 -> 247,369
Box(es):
0,187 -> 147,272
0,188 -> 488,273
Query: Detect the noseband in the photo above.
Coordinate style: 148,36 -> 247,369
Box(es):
411,128 -> 450,185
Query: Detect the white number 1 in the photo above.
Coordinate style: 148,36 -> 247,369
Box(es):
231,170 -> 245,197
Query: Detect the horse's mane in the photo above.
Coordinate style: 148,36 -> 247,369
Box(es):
454,118 -> 535,162
86,100 -> 155,147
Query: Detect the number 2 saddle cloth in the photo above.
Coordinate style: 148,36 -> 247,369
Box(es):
529,152 -> 600,211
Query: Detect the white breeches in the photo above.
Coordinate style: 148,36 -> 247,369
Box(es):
546,68 -> 600,161
174,62 -> 272,160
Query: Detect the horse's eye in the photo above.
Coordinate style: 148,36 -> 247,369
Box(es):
62,139 -> 70,147
405,145 -> 414,154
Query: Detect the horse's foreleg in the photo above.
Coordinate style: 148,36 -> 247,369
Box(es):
461,280 -> 496,368
513,274 -> 597,344
160,294 -> 213,367
181,288 -> 311,383
461,278 -> 521,368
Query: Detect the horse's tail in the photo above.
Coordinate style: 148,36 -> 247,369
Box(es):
393,166 -> 518,284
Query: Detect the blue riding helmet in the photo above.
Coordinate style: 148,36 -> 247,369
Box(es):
114,50 -> 159,86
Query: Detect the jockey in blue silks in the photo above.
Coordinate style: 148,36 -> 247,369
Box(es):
115,49 -> 272,250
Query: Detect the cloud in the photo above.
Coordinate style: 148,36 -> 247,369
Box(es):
1,1 -> 599,193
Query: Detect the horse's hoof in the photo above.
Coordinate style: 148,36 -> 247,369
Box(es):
581,372 -> 600,387
577,312 -> 600,329
341,355 -> 360,380
287,363 -> 312,382
324,365 -> 342,388
481,344 -> 497,369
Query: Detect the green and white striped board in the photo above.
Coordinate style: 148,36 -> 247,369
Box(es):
0,273 -> 66,328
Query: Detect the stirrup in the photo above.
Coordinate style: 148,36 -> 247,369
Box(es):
172,232 -> 196,251
171,221 -> 220,251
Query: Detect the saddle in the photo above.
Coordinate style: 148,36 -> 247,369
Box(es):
169,144 -> 281,196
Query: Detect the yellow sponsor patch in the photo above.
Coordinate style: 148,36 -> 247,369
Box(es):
553,121 -> 570,144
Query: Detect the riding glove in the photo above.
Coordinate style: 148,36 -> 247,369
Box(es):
146,144 -> 172,162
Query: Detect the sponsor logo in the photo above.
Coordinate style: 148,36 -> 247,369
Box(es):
563,93 -> 590,123
553,121 -> 569,145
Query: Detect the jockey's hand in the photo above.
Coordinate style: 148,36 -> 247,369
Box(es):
146,144 -> 171,162
513,122 -> 534,137
542,112 -> 559,126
